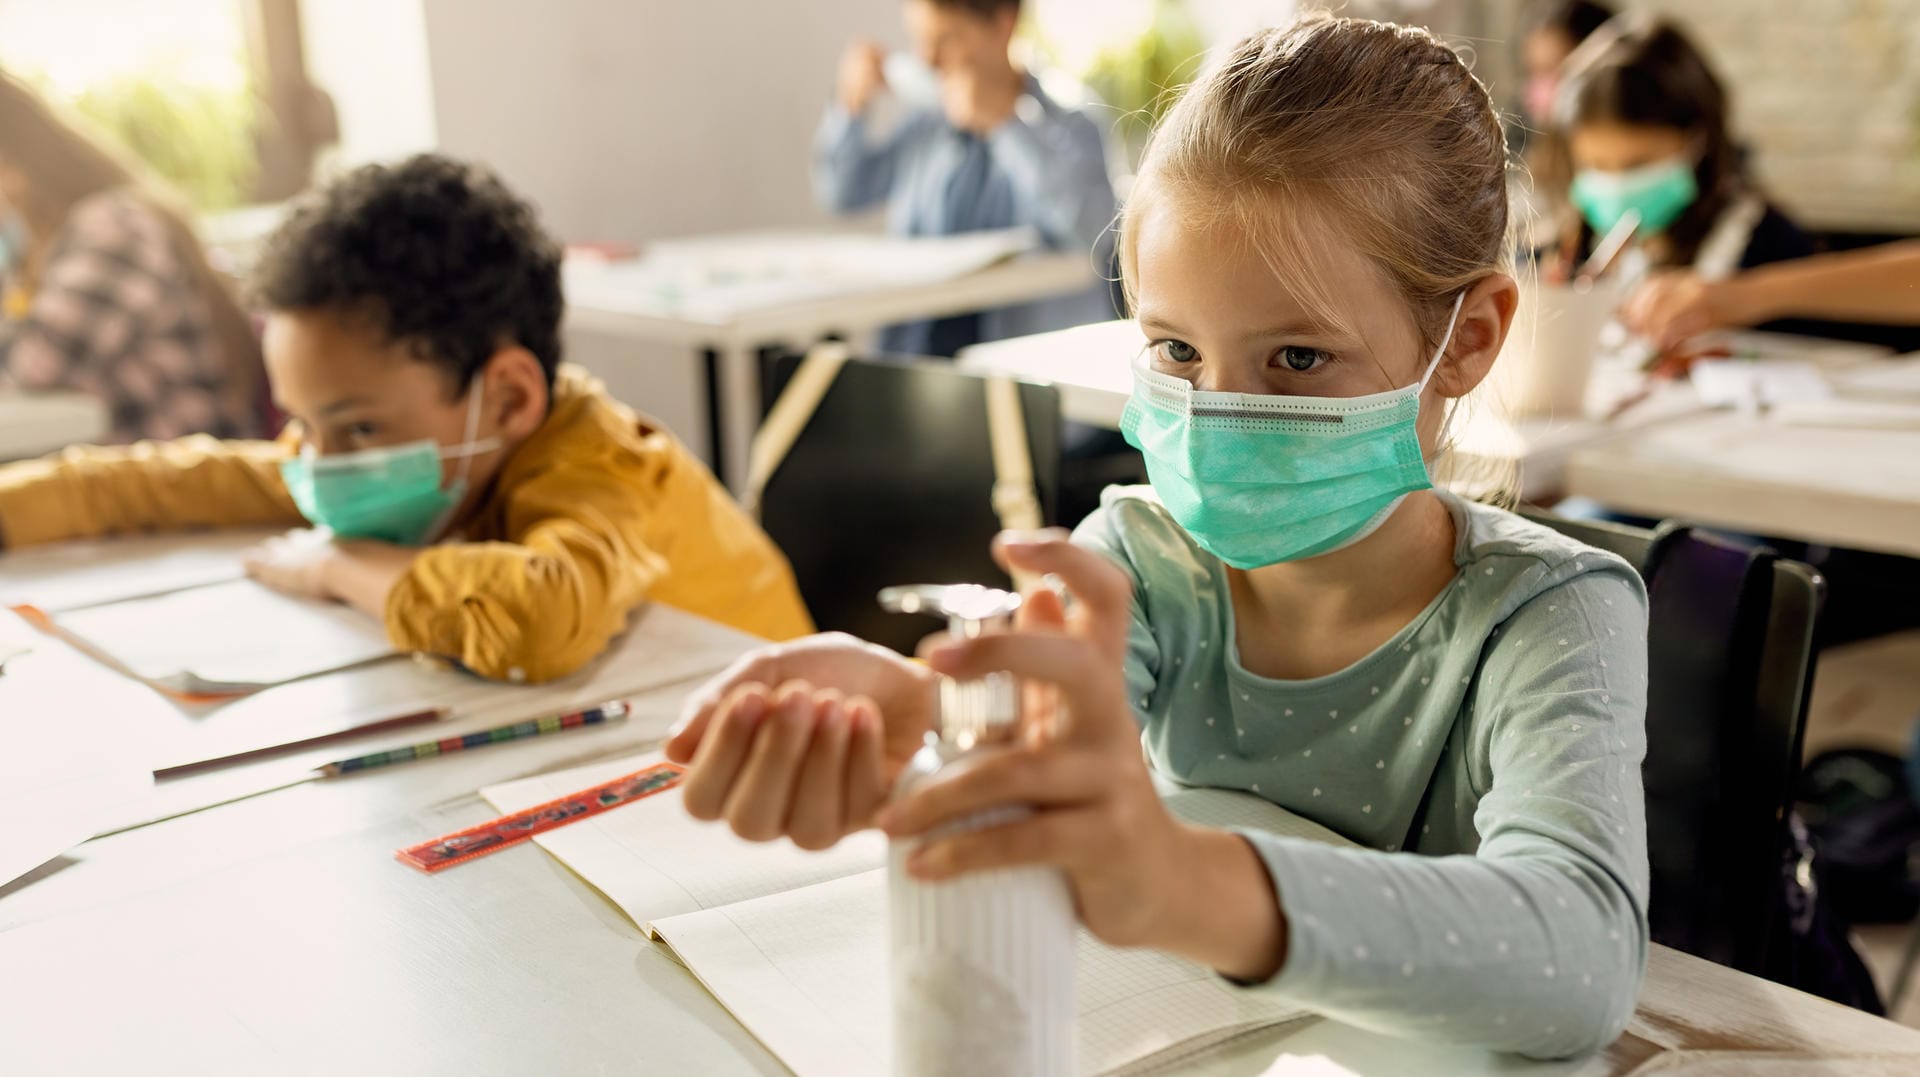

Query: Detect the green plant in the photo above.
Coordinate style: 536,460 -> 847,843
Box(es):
71,73 -> 258,211
1032,0 -> 1207,153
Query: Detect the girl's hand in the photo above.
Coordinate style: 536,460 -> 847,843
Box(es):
665,633 -> 938,849
877,532 -> 1285,977
1620,269 -> 1745,352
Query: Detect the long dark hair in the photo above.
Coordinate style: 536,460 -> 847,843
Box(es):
0,70 -> 264,431
1527,0 -> 1617,43
1557,17 -> 1743,266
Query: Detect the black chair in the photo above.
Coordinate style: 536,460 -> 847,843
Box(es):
758,355 -> 1061,654
1525,511 -> 1825,976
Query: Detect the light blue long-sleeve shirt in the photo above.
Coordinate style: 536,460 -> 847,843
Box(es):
1075,487 -> 1652,1059
812,74 -> 1118,356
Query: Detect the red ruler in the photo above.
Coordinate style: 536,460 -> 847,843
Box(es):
396,762 -> 686,874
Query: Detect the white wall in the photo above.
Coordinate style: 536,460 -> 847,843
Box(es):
417,0 -> 905,461
421,0 -> 901,245
301,0 -> 438,173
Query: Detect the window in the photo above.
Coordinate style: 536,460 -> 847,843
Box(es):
0,0 -> 335,209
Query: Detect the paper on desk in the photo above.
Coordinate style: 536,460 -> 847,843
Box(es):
1830,356 -> 1920,398
0,530 -> 270,614
564,228 -> 1040,323
1689,359 -> 1833,409
0,618 -> 151,885
50,578 -> 395,696
1769,399 -> 1920,432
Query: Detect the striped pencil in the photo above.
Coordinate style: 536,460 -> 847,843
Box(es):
323,700 -> 631,775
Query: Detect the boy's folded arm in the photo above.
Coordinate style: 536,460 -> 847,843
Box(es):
383,511 -> 666,684
0,436 -> 302,549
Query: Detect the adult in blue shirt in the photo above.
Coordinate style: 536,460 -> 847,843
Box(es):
815,0 -> 1118,358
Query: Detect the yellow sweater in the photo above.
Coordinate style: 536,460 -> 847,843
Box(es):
0,366 -> 813,682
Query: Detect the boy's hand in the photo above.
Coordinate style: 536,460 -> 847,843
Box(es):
243,529 -> 338,600
837,40 -> 888,115
666,633 -> 938,850
244,532 -> 417,622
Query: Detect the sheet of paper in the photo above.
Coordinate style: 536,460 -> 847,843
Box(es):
0,617 -> 151,885
1689,359 -> 1833,409
648,868 -> 1312,1077
1830,357 -> 1920,398
481,751 -> 888,927
0,530 -> 272,614
53,578 -> 395,692
1769,399 -> 1920,431
565,228 -> 1040,323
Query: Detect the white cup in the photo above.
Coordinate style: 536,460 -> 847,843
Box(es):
1488,278 -> 1624,419
883,53 -> 942,108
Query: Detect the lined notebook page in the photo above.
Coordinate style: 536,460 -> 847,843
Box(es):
648,867 -> 1314,1077
52,578 -> 394,692
479,752 -> 887,927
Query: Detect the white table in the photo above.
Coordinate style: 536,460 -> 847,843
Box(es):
563,232 -> 1096,493
0,391 -> 108,461
5,545 -> 1920,1074
960,320 -> 1920,554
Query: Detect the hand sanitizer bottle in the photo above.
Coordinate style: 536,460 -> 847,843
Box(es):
878,584 -> 1076,1077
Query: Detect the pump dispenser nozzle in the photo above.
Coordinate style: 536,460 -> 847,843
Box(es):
878,584 -> 1022,751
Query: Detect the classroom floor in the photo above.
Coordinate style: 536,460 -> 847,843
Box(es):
1806,630 -> 1920,1027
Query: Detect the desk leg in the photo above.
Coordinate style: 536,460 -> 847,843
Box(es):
708,341 -> 759,496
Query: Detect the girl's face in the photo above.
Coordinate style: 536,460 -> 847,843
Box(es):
1568,121 -> 1692,174
1128,191 -> 1451,453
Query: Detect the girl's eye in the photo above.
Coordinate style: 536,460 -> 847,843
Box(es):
1276,346 -> 1333,373
1155,339 -> 1199,364
345,421 -> 380,442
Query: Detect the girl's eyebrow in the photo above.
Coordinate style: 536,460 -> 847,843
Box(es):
1137,311 -> 1353,345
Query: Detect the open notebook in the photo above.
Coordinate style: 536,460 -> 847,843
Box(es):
483,755 -> 1352,1076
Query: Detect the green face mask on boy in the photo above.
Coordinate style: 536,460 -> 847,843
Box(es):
1570,158 -> 1699,237
1121,294 -> 1465,569
279,379 -> 499,545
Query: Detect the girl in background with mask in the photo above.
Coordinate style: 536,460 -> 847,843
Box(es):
0,71 -> 265,442
1510,0 -> 1617,250
1546,16 -> 1813,287
665,16 -> 1650,1058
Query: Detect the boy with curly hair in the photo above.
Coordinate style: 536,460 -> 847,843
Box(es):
0,155 -> 812,683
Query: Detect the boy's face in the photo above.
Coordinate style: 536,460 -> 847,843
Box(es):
263,310 -> 507,492
904,1 -> 1015,78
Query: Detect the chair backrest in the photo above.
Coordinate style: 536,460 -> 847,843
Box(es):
1524,510 -> 1824,974
758,355 -> 1061,654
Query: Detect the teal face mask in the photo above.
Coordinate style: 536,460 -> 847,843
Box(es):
1570,158 -> 1698,237
1121,294 -> 1464,569
278,380 -> 499,545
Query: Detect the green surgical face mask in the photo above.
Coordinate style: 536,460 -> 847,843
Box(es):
1570,157 -> 1698,237
278,379 -> 499,545
1121,294 -> 1464,569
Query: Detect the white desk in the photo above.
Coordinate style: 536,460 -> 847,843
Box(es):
563,231 -> 1096,493
961,321 -> 1920,552
5,545 -> 1920,1074
1565,412 -> 1920,557
0,391 -> 108,461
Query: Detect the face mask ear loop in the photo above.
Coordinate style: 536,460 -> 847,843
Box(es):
1416,292 -> 1469,394
452,376 -> 488,492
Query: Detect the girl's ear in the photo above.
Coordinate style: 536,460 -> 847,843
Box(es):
1432,274 -> 1519,399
